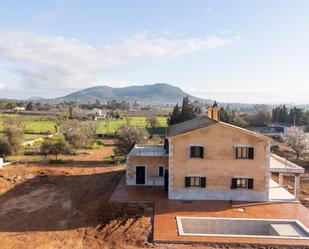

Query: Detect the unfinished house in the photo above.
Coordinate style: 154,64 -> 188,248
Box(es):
126,104 -> 304,202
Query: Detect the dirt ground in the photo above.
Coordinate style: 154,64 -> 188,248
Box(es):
0,140 -> 308,249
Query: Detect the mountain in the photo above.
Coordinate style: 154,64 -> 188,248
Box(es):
59,83 -> 213,105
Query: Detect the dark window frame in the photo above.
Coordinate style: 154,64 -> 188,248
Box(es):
158,166 -> 164,177
190,146 -> 204,159
185,176 -> 206,188
235,147 -> 254,160
231,177 -> 254,189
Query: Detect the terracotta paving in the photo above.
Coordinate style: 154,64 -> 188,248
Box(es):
110,177 -> 309,246
109,176 -> 167,202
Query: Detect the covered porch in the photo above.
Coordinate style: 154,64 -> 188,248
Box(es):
269,154 -> 305,202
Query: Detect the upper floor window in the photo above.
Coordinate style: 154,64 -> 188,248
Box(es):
231,178 -> 254,189
235,147 -> 254,160
158,166 -> 164,177
190,146 -> 204,159
185,176 -> 206,188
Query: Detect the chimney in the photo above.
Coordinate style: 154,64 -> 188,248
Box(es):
207,101 -> 220,121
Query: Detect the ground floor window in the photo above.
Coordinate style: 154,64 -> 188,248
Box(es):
158,166 -> 164,177
231,178 -> 254,189
185,176 -> 206,188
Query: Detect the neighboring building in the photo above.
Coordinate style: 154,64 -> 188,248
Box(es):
13,107 -> 26,112
126,105 -> 304,202
87,108 -> 106,120
0,158 -> 3,168
87,108 -> 102,116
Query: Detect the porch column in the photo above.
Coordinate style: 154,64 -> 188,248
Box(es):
279,173 -> 284,186
294,174 -> 301,200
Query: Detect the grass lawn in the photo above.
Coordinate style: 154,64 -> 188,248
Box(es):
1,114 -> 168,135
24,121 -> 56,134
0,120 -> 4,132
96,116 -> 168,135
22,134 -> 46,142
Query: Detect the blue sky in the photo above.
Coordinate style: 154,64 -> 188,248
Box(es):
0,0 -> 308,103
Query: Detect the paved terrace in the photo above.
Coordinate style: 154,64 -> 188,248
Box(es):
127,144 -> 168,157
110,177 -> 309,246
270,154 -> 305,201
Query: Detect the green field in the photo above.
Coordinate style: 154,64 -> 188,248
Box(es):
0,114 -> 168,135
97,117 -> 168,135
24,121 -> 56,134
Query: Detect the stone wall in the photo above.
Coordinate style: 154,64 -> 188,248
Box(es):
168,122 -> 270,201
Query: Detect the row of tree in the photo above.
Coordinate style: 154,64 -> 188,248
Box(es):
272,105 -> 309,126
168,97 -> 201,125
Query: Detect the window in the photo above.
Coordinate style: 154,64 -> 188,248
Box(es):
190,146 -> 204,159
231,178 -> 254,189
235,147 -> 254,160
185,177 -> 206,188
158,166 -> 164,177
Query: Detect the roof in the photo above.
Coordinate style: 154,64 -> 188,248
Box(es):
128,144 -> 168,157
166,116 -> 270,141
270,154 -> 305,174
166,116 -> 217,138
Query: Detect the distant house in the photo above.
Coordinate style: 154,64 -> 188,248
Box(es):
248,124 -> 306,135
0,158 -> 3,168
13,107 -> 25,112
87,108 -> 106,120
87,108 -> 102,116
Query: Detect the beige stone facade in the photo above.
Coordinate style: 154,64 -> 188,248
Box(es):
168,122 -> 270,201
126,155 -> 168,185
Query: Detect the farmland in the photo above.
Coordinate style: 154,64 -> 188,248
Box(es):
96,116 -> 168,135
0,114 -> 168,136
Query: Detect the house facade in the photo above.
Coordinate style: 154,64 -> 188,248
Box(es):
126,106 -> 272,202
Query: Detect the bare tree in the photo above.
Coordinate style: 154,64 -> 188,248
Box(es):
284,126 -> 309,158
114,125 -> 148,157
40,137 -> 72,160
146,117 -> 158,129
5,125 -> 22,154
0,136 -> 12,161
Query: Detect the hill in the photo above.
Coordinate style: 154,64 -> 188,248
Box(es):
59,83 -> 213,105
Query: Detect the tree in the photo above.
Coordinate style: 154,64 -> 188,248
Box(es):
168,97 -> 198,125
114,125 -> 148,156
220,107 -> 248,127
25,102 -> 34,111
40,137 -> 71,159
283,127 -> 309,158
251,109 -> 272,126
168,104 -> 181,125
0,136 -> 12,161
179,96 -> 198,122
5,125 -> 22,154
69,106 -> 74,119
146,117 -> 158,129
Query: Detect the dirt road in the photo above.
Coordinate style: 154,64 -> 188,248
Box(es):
0,140 -> 152,249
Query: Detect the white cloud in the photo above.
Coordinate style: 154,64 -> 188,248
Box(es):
0,31 -> 241,95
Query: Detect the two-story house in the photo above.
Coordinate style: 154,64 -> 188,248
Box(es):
126,105 -> 302,202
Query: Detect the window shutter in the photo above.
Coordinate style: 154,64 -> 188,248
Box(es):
185,177 -> 190,188
200,177 -> 206,188
248,178 -> 254,189
235,148 -> 239,159
190,147 -> 195,158
231,178 -> 237,189
199,146 -> 204,159
248,148 -> 254,159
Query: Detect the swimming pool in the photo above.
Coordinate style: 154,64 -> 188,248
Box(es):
176,217 -> 309,240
